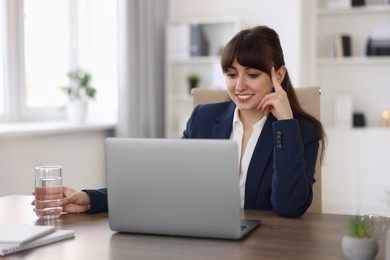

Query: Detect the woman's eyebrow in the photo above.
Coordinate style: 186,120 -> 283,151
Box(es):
246,67 -> 262,72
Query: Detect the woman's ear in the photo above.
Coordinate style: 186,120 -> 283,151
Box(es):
276,66 -> 287,84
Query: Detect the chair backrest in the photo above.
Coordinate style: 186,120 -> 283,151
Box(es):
191,87 -> 322,213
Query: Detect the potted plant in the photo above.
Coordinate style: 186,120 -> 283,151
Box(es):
187,74 -> 200,94
341,216 -> 378,260
59,68 -> 97,122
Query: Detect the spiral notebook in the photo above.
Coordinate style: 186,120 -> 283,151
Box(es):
0,229 -> 75,256
0,225 -> 55,244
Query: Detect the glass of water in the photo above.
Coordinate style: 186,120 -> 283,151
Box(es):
35,166 -> 63,219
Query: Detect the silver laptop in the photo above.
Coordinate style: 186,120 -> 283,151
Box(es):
105,138 -> 260,240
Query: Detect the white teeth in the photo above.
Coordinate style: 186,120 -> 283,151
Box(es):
238,95 -> 251,100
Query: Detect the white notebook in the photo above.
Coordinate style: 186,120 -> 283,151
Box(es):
0,229 -> 75,256
0,225 -> 55,244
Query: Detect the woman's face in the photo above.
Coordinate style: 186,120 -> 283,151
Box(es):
225,59 -> 273,112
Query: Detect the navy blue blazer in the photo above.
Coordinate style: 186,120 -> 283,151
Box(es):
85,101 -> 319,217
182,101 -> 320,217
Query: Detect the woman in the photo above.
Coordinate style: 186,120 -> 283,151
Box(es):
36,26 -> 325,217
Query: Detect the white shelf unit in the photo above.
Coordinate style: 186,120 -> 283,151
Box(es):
164,18 -> 240,138
315,1 -> 390,128
315,1 -> 390,216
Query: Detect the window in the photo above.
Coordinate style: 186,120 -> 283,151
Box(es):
0,0 -> 117,122
23,0 -> 70,109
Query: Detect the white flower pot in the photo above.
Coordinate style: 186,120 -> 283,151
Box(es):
342,235 -> 378,260
66,100 -> 88,122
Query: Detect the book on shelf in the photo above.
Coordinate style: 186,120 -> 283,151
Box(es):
167,23 -> 210,60
325,0 -> 364,8
190,24 -> 209,57
325,0 -> 350,9
322,34 -> 351,58
0,228 -> 75,256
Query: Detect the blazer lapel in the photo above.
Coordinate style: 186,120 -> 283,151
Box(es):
207,103 -> 276,208
210,102 -> 236,139
244,115 -> 276,208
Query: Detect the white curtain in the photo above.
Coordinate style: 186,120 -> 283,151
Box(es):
116,0 -> 168,137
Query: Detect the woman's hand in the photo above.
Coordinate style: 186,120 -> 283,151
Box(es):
32,186 -> 91,213
60,187 -> 91,213
257,67 -> 293,120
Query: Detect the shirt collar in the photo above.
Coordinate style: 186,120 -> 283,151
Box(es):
232,107 -> 240,128
232,107 -> 268,130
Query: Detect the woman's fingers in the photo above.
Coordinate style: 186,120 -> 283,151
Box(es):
257,68 -> 293,120
271,67 -> 283,92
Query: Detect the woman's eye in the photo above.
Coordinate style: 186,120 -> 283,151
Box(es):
226,73 -> 237,78
248,74 -> 259,79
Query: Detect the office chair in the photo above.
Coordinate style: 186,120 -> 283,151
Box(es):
191,87 -> 322,213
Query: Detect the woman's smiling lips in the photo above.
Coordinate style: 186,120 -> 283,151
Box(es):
236,94 -> 254,102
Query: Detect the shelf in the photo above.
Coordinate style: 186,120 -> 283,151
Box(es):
169,56 -> 221,64
318,4 -> 390,16
317,56 -> 390,65
315,0 -> 390,128
165,17 -> 239,138
169,17 -> 240,26
327,126 -> 390,134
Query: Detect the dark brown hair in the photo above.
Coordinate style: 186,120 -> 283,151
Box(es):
221,26 -> 326,163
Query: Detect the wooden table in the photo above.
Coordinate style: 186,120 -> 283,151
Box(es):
0,195 -> 386,259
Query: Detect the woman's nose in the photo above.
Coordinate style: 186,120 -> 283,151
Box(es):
235,77 -> 247,91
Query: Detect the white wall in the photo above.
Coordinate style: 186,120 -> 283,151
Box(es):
0,129 -> 112,196
169,0 -> 310,87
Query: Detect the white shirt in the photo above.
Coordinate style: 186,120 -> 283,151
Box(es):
230,108 -> 267,208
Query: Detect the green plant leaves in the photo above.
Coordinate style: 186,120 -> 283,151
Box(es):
348,216 -> 374,238
60,68 -> 97,100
